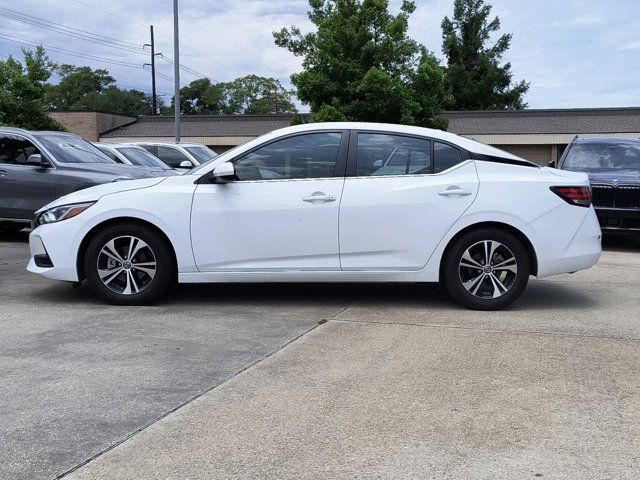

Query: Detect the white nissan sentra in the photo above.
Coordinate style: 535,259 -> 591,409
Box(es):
27,123 -> 602,310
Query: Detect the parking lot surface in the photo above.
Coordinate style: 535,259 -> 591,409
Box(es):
1,231 -> 639,479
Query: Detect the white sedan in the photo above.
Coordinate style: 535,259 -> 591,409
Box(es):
27,123 -> 601,310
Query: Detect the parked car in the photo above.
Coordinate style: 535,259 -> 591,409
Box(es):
0,127 -> 170,232
27,122 -> 601,310
129,142 -> 217,171
553,137 -> 640,234
92,143 -> 177,174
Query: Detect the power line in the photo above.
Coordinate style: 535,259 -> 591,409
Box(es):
0,6 -> 143,51
67,0 -> 234,74
0,32 -> 144,68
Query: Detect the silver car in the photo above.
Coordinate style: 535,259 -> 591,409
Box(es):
0,128 -> 169,232
129,141 -> 217,171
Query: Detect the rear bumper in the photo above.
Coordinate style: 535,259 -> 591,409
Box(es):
594,207 -> 640,232
533,206 -> 602,277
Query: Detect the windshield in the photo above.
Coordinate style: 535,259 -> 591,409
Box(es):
563,143 -> 640,172
34,133 -> 114,164
185,145 -> 217,163
116,147 -> 170,169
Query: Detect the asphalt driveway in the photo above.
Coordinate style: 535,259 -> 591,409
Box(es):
1,230 -> 639,479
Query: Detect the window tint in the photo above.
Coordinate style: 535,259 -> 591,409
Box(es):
156,146 -> 190,168
356,133 -> 431,176
234,132 -> 342,181
0,136 -> 39,165
434,142 -> 464,173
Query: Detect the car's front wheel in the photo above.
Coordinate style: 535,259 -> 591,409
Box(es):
84,222 -> 175,305
442,227 -> 530,310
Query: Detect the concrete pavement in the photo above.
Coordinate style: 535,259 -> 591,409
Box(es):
1,232 -> 639,479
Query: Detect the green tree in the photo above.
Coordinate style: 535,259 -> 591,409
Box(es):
79,87 -> 155,116
441,0 -> 529,110
46,65 -> 115,109
179,78 -> 226,114
0,46 -> 63,130
174,75 -> 296,115
224,75 -> 296,114
273,0 -> 449,128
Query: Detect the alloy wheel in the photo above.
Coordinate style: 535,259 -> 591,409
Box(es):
96,235 -> 157,295
458,240 -> 518,299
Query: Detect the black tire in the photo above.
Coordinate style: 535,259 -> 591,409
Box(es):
83,222 -> 175,305
442,227 -> 530,310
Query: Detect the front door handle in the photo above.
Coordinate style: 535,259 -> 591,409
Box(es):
302,192 -> 336,203
438,186 -> 471,197
0,170 -> 7,176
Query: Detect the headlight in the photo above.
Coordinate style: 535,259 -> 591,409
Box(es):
34,202 -> 95,227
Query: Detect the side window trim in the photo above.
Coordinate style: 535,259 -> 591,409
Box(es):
221,130 -> 349,182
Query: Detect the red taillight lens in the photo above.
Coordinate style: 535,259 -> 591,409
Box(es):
550,186 -> 592,207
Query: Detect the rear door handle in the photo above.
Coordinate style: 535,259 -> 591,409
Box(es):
302,192 -> 336,203
0,170 -> 7,176
438,186 -> 471,197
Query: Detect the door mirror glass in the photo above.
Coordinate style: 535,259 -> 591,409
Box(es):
27,153 -> 47,167
548,160 -> 556,168
179,160 -> 192,168
212,162 -> 236,182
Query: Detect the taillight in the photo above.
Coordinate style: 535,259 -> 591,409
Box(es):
550,186 -> 592,207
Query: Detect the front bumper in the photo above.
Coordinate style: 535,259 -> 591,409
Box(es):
27,224 -> 81,282
594,207 -> 640,233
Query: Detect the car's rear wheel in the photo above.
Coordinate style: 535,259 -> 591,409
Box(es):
443,227 -> 530,310
84,222 -> 175,305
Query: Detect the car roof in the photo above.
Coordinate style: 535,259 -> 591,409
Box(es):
258,122 -> 524,161
573,137 -> 640,144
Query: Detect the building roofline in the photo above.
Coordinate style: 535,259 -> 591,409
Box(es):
48,109 -> 139,119
442,107 -> 640,116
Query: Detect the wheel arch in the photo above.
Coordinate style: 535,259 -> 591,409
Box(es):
439,221 -> 538,280
76,216 -> 178,281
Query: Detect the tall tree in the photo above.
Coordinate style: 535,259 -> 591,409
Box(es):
274,0 -> 449,128
0,46 -> 63,130
441,0 -> 529,110
79,87 -> 156,116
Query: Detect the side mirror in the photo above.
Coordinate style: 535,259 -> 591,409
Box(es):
179,160 -> 192,169
547,160 -> 557,168
211,162 -> 236,183
27,153 -> 49,168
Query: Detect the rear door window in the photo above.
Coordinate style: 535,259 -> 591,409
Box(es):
356,133 -> 431,177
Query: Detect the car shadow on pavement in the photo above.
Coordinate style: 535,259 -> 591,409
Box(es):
28,278 -> 597,313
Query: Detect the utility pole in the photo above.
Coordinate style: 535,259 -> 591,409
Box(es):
173,0 -> 181,142
143,26 -> 161,115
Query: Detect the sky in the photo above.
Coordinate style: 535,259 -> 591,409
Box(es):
1,0 -> 639,110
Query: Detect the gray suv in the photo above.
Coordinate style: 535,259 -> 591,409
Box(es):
0,127 -> 169,232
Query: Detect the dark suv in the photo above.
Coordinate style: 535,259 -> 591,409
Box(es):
555,137 -> 640,234
0,127 -> 170,233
